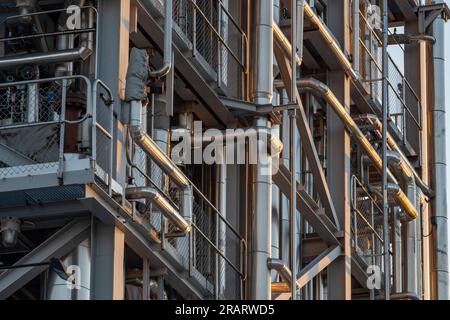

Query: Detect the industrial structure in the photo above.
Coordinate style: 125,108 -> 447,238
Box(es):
0,0 -> 448,300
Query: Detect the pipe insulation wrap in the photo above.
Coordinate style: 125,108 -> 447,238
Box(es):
125,48 -> 149,102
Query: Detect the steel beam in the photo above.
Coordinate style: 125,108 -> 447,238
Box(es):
326,0 -> 352,300
273,36 -> 340,230
0,219 -> 90,300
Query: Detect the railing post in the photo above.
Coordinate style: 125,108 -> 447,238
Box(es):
57,79 -> 68,183
192,0 -> 197,58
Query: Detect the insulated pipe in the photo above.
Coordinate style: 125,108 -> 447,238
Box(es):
250,117 -> 273,300
47,239 -> 91,300
126,187 -> 190,234
130,101 -> 189,188
252,0 -> 273,105
267,258 -> 292,286
55,0 -> 87,76
297,78 -> 418,221
0,47 -> 93,70
130,100 -> 192,230
172,127 -> 283,158
355,114 -> 434,198
273,22 -> 302,66
302,3 -> 358,80
431,1 -> 448,299
149,0 -> 173,78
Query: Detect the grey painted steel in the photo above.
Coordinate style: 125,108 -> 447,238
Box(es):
273,34 -> 341,230
149,0 -> 172,78
0,219 -> 90,299
432,0 -> 449,300
47,239 -> 91,300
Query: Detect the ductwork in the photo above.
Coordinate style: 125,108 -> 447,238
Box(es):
296,78 -> 417,221
126,187 -> 190,234
149,0 -> 173,78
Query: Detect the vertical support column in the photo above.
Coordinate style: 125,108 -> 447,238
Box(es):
91,220 -> 125,300
431,4 -> 449,300
326,0 -> 352,300
97,0 -> 130,190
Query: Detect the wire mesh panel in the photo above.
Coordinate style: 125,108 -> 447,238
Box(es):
151,0 -> 247,99
351,176 -> 385,270
357,11 -> 422,142
0,76 -> 91,178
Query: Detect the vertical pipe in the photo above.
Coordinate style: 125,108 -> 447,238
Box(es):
352,0 -> 360,74
431,0 -> 449,300
290,0 -> 298,301
393,208 -> 402,293
250,117 -> 272,300
216,150 -> 227,298
381,0 -> 390,300
249,0 -> 273,300
280,91 -> 290,268
405,181 -> 419,295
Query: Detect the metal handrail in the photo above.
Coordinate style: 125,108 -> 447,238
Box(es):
358,12 -> 422,131
187,0 -> 247,72
0,6 -> 99,79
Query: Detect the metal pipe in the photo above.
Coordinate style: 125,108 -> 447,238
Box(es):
431,0 -> 449,300
302,2 -> 358,80
172,127 -> 283,158
355,114 -> 433,198
130,101 -> 189,188
250,117 -> 272,300
149,0 -> 173,78
267,258 -> 292,286
0,47 -> 93,70
47,239 -> 91,300
352,0 -> 360,74
129,100 -> 192,228
273,23 -> 302,66
297,78 -> 418,221
125,187 -> 190,234
251,0 -> 273,105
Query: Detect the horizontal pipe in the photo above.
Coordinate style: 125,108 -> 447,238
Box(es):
0,47 -> 92,70
297,78 -> 417,221
171,127 -> 283,158
126,187 -> 190,234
